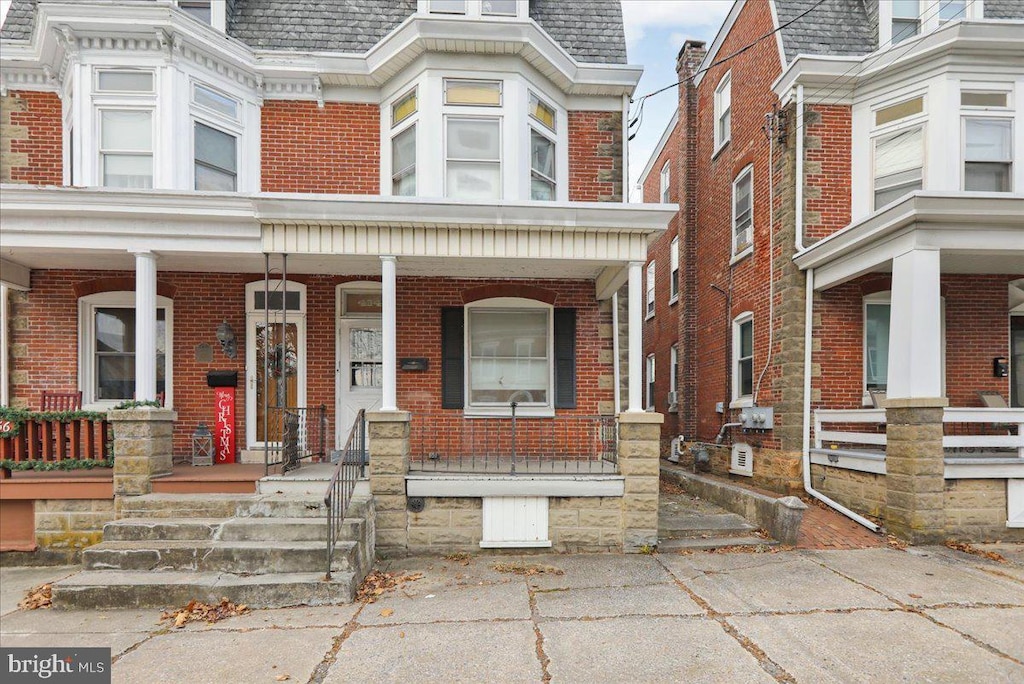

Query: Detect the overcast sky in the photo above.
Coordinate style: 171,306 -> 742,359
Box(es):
0,0 -> 732,200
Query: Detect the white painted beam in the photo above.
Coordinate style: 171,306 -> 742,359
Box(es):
595,265 -> 627,301
0,258 -> 31,290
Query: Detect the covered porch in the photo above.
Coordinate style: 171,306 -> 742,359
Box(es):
795,192 -> 1024,540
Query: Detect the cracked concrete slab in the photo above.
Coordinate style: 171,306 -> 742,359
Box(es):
731,610 -> 1024,682
359,581 -> 531,625
806,548 -> 1024,607
541,616 -> 775,683
113,627 -> 338,684
182,604 -> 361,631
0,631 -> 151,658
1,608 -> 160,635
533,582 -> 703,619
926,606 -> 1024,661
516,553 -> 673,589
325,621 -> 539,683
679,555 -> 897,614
0,566 -> 77,616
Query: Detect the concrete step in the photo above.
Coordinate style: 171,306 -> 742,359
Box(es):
117,493 -> 343,520
52,570 -> 357,610
103,516 -> 365,543
658,513 -> 756,539
257,463 -> 339,495
657,536 -> 778,552
82,539 -> 358,574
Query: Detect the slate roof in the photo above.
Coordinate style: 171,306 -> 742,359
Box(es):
1,0 -> 628,64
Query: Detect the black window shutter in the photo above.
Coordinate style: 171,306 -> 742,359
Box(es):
441,307 -> 464,409
553,308 -> 577,409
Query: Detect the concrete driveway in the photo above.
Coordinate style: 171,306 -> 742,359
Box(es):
2,545 -> 1022,683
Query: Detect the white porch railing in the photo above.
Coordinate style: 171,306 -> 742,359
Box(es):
813,408 -> 1024,458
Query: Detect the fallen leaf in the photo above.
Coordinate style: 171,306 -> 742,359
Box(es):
380,608 -> 394,618
399,631 -> 405,639
159,598 -> 251,628
18,584 -> 52,611
356,570 -> 424,604
275,675 -> 291,681
908,593 -> 923,599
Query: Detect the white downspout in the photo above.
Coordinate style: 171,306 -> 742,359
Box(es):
802,267 -> 880,532
622,93 -> 630,203
795,84 -> 805,252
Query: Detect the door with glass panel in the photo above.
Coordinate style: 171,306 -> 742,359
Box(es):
336,321 -> 382,448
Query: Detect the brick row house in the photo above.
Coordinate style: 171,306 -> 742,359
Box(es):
641,0 -> 1024,542
0,0 -> 673,565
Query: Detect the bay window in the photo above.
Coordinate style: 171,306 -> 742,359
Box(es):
79,292 -> 173,406
873,126 -> 923,210
529,92 -> 557,201
964,118 -> 1012,192
391,89 -> 418,196
733,313 -> 753,405
194,122 -> 237,191
892,0 -> 920,44
100,110 -> 153,189
446,117 -> 501,199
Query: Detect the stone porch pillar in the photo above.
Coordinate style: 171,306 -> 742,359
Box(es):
109,407 -> 176,505
368,410 -> 410,554
884,248 -> 947,542
619,411 -> 663,551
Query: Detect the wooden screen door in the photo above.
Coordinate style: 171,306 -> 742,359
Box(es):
247,319 -> 305,447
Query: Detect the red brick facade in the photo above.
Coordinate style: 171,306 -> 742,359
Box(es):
803,104 -> 852,243
1,90 -> 63,186
9,270 -> 612,456
568,110 -> 623,202
260,101 -> 381,194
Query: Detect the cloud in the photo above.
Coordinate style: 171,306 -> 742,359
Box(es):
621,0 -> 733,49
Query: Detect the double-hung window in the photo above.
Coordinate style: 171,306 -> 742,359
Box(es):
646,262 -> 655,318
669,345 -> 679,409
445,79 -> 502,200
429,0 -> 467,13
96,70 -> 155,189
646,354 -> 655,411
964,118 -> 1013,192
872,95 -> 925,210
714,72 -> 731,151
528,93 -> 556,201
733,313 -> 753,405
467,304 -> 551,407
939,0 -> 966,22
892,0 -> 920,44
192,83 -> 240,191
79,292 -> 173,406
669,236 -> 679,302
732,166 -> 753,257
660,161 -> 671,202
391,89 -> 418,196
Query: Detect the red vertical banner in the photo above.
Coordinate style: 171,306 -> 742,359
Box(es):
214,387 -> 236,464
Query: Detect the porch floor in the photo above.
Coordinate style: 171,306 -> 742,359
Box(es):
151,463 -> 270,495
408,457 -> 618,475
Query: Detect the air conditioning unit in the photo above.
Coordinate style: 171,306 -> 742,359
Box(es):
730,442 -> 753,477
666,390 -> 677,408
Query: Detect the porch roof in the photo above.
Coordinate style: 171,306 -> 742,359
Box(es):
0,185 -> 673,286
793,192 -> 1024,291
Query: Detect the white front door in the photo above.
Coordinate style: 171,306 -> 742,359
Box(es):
336,319 -> 383,447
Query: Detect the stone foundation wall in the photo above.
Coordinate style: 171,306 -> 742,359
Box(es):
810,464 -> 885,518
679,442 -> 802,494
35,499 -> 116,555
944,479 -> 1024,542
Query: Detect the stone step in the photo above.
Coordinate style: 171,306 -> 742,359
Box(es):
52,570 -> 357,610
657,536 -> 778,552
657,513 -> 757,539
257,476 -> 333,496
103,516 -> 364,543
82,539 -> 358,574
118,492 -> 373,520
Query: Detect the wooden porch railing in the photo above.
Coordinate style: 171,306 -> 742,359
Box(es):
0,415 -> 111,464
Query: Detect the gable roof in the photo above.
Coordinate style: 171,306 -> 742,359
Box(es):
1,0 -> 628,64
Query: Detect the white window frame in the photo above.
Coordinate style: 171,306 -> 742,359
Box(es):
464,297 -> 554,418
660,161 -> 671,203
669,345 -> 679,410
390,87 -> 419,197
78,291 -> 174,409
646,354 -> 656,411
731,165 -> 753,260
645,261 -> 656,319
961,116 -> 1013,193
192,120 -> 238,192
419,0 -> 526,18
878,1 -> 984,47
871,124 -> 926,212
731,312 -> 753,408
97,107 -> 155,189
714,71 -> 731,154
189,79 -> 241,192
862,292 -> 946,405
669,236 -> 680,304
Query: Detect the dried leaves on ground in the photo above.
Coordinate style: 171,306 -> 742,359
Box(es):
19,583 -> 52,610
659,478 -> 688,496
945,540 -> 1007,563
159,598 -> 250,628
443,552 -> 472,566
886,534 -> 909,551
356,570 -> 424,603
493,562 -> 564,576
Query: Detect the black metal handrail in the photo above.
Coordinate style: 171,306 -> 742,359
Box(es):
324,409 -> 365,580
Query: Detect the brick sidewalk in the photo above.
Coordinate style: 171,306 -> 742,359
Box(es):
796,501 -> 885,550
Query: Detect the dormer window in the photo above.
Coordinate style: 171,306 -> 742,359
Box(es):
422,0 -> 526,19
482,0 -> 518,15
892,1 -> 920,44
939,0 -> 966,22
179,1 -> 212,23
430,0 -> 467,14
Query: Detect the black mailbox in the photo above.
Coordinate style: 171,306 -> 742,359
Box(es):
206,371 -> 238,388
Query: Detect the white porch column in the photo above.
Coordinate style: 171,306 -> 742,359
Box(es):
381,255 -> 398,412
886,248 -> 944,400
134,251 -> 158,402
627,261 -> 643,412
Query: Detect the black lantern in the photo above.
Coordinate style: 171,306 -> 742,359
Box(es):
191,423 -> 214,466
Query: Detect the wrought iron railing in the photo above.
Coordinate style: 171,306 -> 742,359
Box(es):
324,409 -> 365,580
411,405 -> 618,474
264,405 -> 328,475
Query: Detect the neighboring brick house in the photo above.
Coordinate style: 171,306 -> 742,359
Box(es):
640,0 -> 1024,542
0,0 -> 672,555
